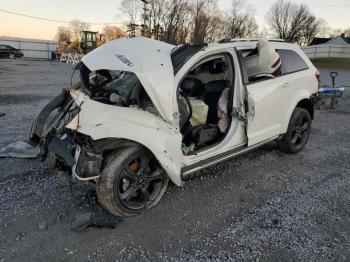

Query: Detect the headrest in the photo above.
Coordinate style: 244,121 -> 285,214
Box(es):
209,61 -> 226,74
180,77 -> 202,96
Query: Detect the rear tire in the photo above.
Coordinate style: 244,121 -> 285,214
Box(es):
277,107 -> 312,154
96,146 -> 169,217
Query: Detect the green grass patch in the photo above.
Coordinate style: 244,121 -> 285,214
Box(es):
311,58 -> 350,70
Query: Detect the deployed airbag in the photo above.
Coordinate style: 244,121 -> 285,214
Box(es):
244,38 -> 281,78
189,99 -> 208,126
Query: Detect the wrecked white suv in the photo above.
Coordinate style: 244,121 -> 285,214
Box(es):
29,37 -> 319,217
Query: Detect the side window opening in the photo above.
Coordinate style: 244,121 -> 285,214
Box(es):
242,48 -> 309,84
242,39 -> 282,84
276,49 -> 309,75
177,53 -> 235,154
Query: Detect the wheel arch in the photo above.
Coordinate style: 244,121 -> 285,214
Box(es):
280,95 -> 314,135
94,137 -> 182,186
296,98 -> 314,120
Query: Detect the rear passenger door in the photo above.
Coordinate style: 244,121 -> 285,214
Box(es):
246,49 -> 309,146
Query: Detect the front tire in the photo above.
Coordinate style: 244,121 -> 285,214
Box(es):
96,147 -> 169,217
277,107 -> 312,154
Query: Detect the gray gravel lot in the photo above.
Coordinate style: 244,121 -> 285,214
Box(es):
0,59 -> 349,262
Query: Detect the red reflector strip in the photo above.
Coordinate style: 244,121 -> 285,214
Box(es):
272,57 -> 281,68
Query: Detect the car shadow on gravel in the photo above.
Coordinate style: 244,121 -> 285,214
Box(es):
0,94 -> 51,105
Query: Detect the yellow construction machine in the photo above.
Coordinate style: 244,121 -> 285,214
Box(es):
52,31 -> 105,60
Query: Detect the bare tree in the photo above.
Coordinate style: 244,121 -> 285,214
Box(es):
147,0 -> 192,44
342,28 -> 350,38
316,19 -> 331,38
205,15 -> 225,42
266,0 -> 322,44
163,0 -> 191,44
191,0 -> 221,43
102,25 -> 127,41
222,0 -> 258,39
117,0 -> 258,44
301,17 -> 322,45
121,0 -> 142,24
126,23 -> 140,37
330,28 -> 343,38
55,26 -> 72,42
149,0 -> 167,39
69,20 -> 91,40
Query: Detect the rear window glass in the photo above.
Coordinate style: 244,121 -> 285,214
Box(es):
277,49 -> 308,75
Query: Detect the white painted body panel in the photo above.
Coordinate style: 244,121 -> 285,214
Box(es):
65,38 -> 318,186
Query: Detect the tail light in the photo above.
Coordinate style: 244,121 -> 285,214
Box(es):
271,57 -> 281,69
315,70 -> 321,88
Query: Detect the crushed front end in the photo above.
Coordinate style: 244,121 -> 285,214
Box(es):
28,86 -> 103,181
28,58 -> 167,182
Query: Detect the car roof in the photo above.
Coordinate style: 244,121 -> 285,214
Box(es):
202,40 -> 310,64
205,40 -> 299,51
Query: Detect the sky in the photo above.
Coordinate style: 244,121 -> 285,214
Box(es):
0,0 -> 349,40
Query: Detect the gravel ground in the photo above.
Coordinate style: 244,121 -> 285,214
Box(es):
0,59 -> 349,262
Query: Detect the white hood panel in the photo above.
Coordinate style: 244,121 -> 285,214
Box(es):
82,37 -> 176,122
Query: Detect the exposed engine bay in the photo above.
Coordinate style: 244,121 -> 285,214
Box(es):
77,63 -> 160,116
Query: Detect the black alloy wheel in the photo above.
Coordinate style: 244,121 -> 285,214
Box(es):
117,153 -> 166,210
277,107 -> 312,154
290,113 -> 310,148
97,147 -> 169,217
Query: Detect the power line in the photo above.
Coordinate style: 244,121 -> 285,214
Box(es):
0,9 -> 124,25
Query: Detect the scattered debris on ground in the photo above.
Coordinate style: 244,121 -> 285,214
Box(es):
0,141 -> 40,158
71,212 -> 122,232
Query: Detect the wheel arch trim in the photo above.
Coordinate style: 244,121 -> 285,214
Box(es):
280,93 -> 314,134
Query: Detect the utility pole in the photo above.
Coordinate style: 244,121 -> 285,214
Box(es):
140,0 -> 150,37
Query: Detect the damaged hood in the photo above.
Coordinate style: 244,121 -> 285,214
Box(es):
82,37 -> 176,122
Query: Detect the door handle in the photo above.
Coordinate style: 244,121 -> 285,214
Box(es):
282,82 -> 291,88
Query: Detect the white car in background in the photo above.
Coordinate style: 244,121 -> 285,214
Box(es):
29,37 -> 319,217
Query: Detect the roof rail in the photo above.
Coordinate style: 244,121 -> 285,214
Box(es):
171,43 -> 208,56
218,38 -> 286,43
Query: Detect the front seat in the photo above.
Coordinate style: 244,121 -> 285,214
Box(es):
180,76 -> 203,97
201,62 -> 231,124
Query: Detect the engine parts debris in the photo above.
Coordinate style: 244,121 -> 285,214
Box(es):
70,212 -> 122,232
0,141 -> 40,159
